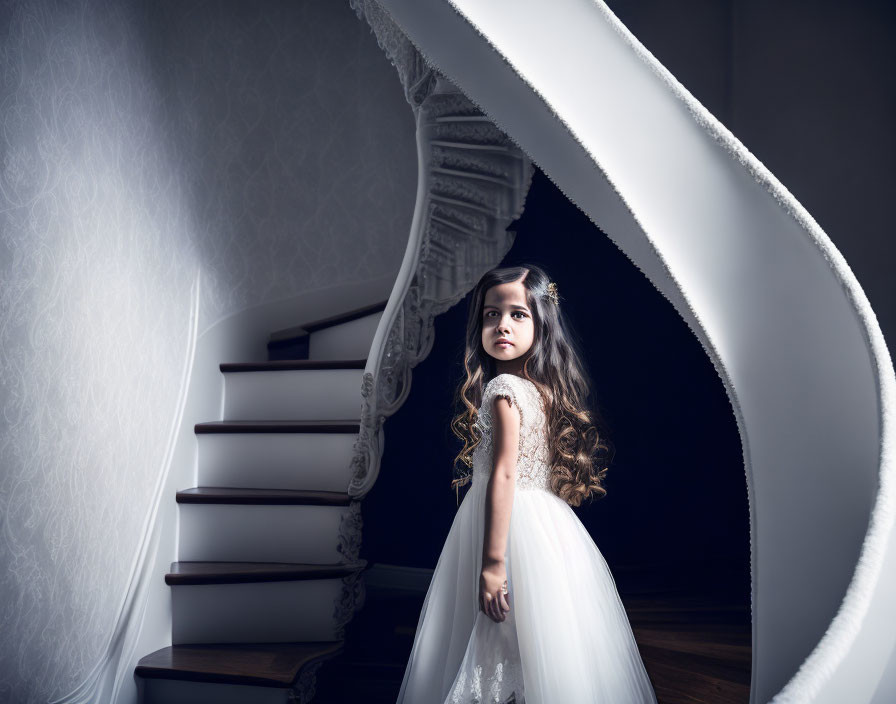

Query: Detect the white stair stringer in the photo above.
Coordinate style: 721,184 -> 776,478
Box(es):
366,2 -> 896,704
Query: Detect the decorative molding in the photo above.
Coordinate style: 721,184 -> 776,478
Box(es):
348,0 -> 535,502
333,569 -> 367,640
288,661 -> 323,704
337,501 -> 364,563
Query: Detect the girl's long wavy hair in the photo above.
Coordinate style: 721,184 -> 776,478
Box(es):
449,264 -> 614,507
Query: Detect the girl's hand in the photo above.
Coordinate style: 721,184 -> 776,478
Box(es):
479,558 -> 511,623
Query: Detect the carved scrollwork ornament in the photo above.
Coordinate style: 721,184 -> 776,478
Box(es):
337,501 -> 363,562
333,570 -> 367,639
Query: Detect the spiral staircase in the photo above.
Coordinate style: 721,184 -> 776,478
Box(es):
131,5 -> 535,700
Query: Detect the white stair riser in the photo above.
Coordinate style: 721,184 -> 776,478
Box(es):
177,503 -> 350,563
138,679 -> 293,704
197,433 -> 356,492
171,578 -> 345,644
308,312 -> 382,360
223,368 -> 364,421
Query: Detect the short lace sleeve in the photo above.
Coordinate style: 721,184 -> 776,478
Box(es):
482,374 -> 523,424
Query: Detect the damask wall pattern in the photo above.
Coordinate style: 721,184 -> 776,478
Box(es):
0,0 -> 416,701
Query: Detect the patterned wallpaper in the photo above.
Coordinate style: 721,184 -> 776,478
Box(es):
0,0 -> 416,700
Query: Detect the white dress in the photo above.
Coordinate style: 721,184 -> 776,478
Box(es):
396,373 -> 658,704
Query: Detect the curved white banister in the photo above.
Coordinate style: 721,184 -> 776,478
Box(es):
374,0 -> 896,702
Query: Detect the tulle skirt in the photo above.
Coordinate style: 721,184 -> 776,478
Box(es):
396,474 -> 658,704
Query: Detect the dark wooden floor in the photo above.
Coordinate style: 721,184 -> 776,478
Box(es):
313,563 -> 751,703
625,595 -> 751,704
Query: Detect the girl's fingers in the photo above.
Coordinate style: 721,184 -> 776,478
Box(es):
481,589 -> 510,622
490,594 -> 505,622
482,592 -> 493,618
498,591 -> 511,613
483,593 -> 496,622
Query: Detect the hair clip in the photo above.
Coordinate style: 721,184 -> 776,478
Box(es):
546,281 -> 559,305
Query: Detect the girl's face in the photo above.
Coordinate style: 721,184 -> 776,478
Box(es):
481,280 -> 535,371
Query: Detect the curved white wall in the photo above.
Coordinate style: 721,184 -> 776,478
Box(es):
375,0 -> 895,702
0,0 -> 415,701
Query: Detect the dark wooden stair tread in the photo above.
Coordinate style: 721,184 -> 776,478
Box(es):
195,420 -> 360,434
166,560 -> 367,585
220,359 -> 366,373
176,487 -> 353,506
135,641 -> 344,687
269,299 -> 387,342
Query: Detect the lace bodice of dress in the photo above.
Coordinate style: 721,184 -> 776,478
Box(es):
473,373 -> 552,492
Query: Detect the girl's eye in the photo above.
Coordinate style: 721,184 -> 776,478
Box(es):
483,310 -> 527,319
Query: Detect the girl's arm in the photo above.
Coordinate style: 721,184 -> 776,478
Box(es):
480,394 -> 520,623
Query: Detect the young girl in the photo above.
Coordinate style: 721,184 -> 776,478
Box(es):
396,264 -> 658,704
